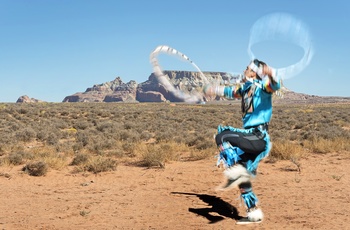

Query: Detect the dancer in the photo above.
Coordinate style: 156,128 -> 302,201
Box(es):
204,59 -> 281,224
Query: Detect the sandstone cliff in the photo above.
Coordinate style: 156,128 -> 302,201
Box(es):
62,71 -> 231,103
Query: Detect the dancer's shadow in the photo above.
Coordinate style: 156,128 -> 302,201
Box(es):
171,192 -> 241,224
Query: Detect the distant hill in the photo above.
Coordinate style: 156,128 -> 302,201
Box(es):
16,71 -> 350,103
16,95 -> 44,103
273,87 -> 350,104
61,71 -> 230,103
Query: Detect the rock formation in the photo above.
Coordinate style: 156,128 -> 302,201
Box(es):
62,71 -> 232,103
62,77 -> 138,102
16,71 -> 350,103
16,95 -> 44,103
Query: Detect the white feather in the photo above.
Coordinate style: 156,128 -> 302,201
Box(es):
216,164 -> 251,191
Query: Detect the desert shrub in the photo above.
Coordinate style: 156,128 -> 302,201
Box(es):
46,133 -> 60,146
118,129 -> 141,142
43,154 -> 67,170
87,135 -> 115,155
121,142 -> 137,157
39,110 -> 50,118
7,152 -> 24,165
55,142 -> 75,156
55,120 -> 70,130
269,140 -> 305,160
71,113 -> 79,119
189,147 -> 217,161
154,127 -> 178,142
7,151 -> 33,165
76,131 -> 90,147
96,110 -> 111,118
70,153 -> 90,166
102,141 -> 126,158
15,127 -> 36,142
285,117 -> 297,127
23,161 -> 48,176
96,121 -> 119,132
86,156 -> 117,173
136,142 -> 184,168
294,122 -> 308,130
18,107 -> 29,115
0,102 -> 348,172
139,131 -> 153,141
61,127 -> 78,139
315,123 -> 349,139
288,131 -> 300,141
72,140 -> 83,151
106,150 -> 125,158
36,129 -> 50,141
137,144 -> 168,168
124,121 -> 134,130
73,121 -> 90,130
8,122 -> 20,132
60,111 -> 69,116
302,137 -> 350,153
185,133 -> 214,150
301,131 -> 317,141
30,149 -> 68,170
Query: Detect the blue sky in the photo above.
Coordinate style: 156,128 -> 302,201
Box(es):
0,0 -> 349,102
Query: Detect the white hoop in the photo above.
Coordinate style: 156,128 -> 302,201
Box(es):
150,45 -> 208,103
248,12 -> 314,80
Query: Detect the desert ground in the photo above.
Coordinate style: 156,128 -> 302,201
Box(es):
0,150 -> 349,230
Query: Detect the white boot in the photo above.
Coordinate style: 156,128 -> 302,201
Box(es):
248,208 -> 263,222
236,207 -> 263,225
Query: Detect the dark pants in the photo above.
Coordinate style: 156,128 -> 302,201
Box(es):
215,129 -> 266,163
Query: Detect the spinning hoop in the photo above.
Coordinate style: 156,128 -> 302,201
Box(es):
150,45 -> 208,103
248,12 -> 314,80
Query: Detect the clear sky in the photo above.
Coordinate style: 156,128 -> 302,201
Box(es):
0,0 -> 349,102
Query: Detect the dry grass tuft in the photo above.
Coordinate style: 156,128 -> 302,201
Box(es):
302,137 -> 350,154
269,140 -> 305,160
135,142 -> 180,168
70,153 -> 90,166
86,156 -> 117,174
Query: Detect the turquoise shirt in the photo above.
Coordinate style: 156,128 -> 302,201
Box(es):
223,76 -> 281,128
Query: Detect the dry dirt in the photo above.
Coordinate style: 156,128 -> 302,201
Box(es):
1,152 -> 349,230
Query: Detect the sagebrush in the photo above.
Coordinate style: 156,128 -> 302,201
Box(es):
0,102 -> 349,174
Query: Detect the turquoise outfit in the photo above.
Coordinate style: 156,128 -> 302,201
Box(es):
215,74 -> 281,210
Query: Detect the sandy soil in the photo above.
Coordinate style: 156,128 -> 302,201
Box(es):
0,152 -> 349,230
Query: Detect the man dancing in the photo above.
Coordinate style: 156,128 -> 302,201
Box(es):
204,59 -> 281,224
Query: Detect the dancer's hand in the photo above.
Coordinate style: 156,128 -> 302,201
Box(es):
263,65 -> 278,84
203,84 -> 215,97
262,65 -> 272,76
203,84 -> 224,97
